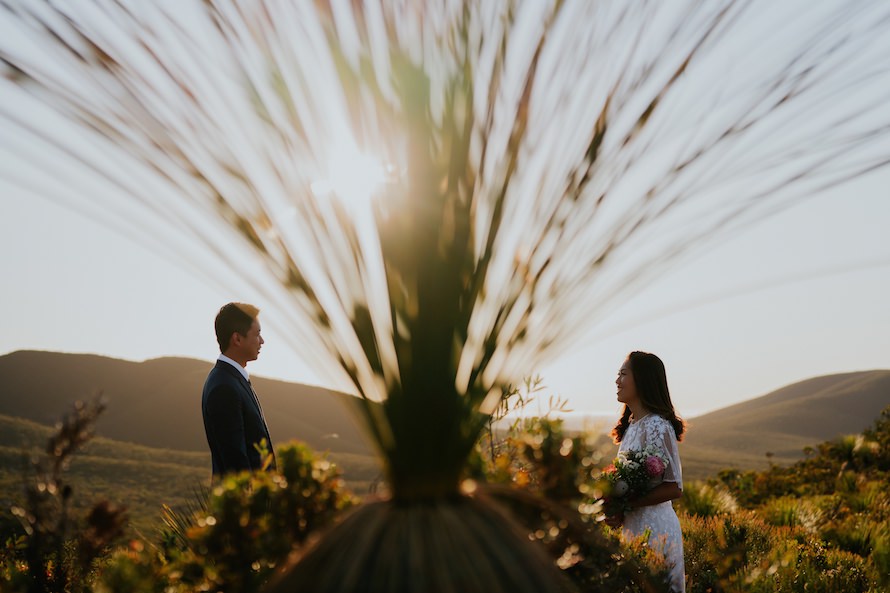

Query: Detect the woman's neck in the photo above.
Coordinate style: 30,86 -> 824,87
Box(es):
628,404 -> 650,422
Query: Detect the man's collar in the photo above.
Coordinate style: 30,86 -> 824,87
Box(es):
217,354 -> 250,382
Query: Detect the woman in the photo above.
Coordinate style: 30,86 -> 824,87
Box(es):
606,351 -> 686,592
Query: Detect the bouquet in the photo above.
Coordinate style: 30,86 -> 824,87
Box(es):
597,445 -> 669,518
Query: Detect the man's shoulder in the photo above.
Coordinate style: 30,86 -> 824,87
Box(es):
204,362 -> 242,389
202,368 -> 245,408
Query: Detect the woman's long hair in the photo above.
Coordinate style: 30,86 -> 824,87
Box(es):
612,351 -> 686,443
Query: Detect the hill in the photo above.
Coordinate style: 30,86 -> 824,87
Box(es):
1,351 -> 887,482
0,350 -> 373,456
681,370 -> 890,479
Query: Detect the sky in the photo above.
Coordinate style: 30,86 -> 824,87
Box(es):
1,1 -> 889,422
3,169 -> 888,419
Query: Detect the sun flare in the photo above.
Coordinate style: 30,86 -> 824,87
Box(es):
311,144 -> 389,208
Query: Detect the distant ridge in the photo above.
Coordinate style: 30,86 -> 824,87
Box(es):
1,351 -> 887,481
681,370 -> 890,479
0,350 -> 373,457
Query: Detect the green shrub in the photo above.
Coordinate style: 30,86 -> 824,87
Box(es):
94,441 -> 355,593
743,539 -> 873,593
478,416 -> 669,592
1,398 -> 128,593
92,541 -> 166,593
846,480 -> 890,517
870,522 -> 890,588
759,496 -> 823,532
678,514 -> 724,593
679,482 -> 738,518
681,511 -> 800,592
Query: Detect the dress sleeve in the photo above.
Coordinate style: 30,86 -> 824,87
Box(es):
645,416 -> 683,490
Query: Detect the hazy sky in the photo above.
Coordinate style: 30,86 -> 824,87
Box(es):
3,170 -> 888,418
2,1 -> 889,421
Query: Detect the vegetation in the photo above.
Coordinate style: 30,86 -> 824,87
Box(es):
472,387 -> 671,592
477,398 -> 890,592
676,405 -> 890,592
2,396 -> 889,592
96,442 -> 355,593
1,400 -> 355,593
1,399 -> 127,593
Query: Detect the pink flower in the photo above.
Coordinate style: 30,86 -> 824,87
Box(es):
644,455 -> 665,477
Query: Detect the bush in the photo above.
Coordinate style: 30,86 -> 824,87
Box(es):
476,415 -> 671,592
870,522 -> 890,588
1,398 -> 127,593
677,514 -> 724,593
743,539 -> 873,593
93,441 -> 355,593
759,496 -> 823,532
678,482 -> 738,518
681,512 -> 808,593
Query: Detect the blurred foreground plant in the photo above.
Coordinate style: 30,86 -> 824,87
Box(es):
3,1 -> 890,591
3,397 -> 127,593
95,441 -> 354,593
475,411 -> 670,592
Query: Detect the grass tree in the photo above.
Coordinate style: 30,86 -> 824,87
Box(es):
2,1 -> 890,591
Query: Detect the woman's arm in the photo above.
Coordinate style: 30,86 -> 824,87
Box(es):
603,482 -> 682,528
628,481 -> 682,509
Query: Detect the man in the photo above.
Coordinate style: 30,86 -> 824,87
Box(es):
202,302 -> 276,477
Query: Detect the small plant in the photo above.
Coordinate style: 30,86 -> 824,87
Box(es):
759,497 -> 823,532
870,523 -> 890,588
4,397 -> 127,593
678,482 -> 738,518
156,483 -> 210,555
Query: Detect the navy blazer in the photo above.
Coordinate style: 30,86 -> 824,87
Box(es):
202,360 -> 275,476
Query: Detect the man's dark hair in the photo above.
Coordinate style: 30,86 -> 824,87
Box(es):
214,302 -> 259,352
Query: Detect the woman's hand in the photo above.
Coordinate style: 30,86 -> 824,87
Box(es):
603,511 -> 624,528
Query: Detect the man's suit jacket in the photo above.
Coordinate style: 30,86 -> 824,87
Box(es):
202,360 -> 275,476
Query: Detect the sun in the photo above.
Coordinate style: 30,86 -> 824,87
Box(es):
311,143 -> 389,208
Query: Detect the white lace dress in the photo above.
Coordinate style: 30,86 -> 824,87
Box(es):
619,414 -> 685,592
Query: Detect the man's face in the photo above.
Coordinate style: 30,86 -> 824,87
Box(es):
235,318 -> 264,363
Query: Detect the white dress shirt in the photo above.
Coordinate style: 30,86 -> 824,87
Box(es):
217,353 -> 250,382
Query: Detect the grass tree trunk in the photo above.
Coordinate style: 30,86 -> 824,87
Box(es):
265,495 -> 576,593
